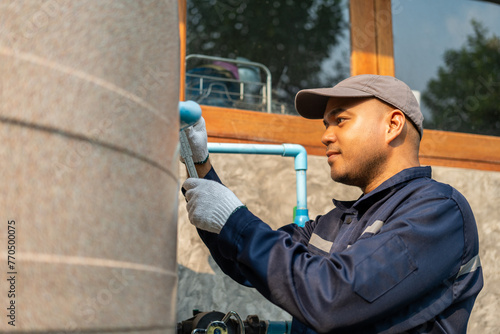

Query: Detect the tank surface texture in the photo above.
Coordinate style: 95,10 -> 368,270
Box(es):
0,1 -> 179,333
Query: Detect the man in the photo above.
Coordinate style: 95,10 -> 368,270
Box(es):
182,75 -> 483,333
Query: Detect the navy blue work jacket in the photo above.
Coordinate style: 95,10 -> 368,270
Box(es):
198,166 -> 483,333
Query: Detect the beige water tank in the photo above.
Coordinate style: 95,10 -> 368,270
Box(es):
0,1 -> 179,332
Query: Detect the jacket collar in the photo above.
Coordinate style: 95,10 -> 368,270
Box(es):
332,166 -> 432,213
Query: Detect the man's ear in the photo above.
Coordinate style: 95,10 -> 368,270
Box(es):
386,109 -> 406,146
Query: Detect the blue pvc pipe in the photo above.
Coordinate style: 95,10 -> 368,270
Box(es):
179,100 -> 202,130
207,143 -> 309,226
267,321 -> 292,334
179,101 -> 202,178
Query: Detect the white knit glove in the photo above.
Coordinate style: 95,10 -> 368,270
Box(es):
183,178 -> 244,234
180,117 -> 209,164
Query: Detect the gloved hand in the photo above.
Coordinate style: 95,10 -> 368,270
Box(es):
180,117 -> 209,164
183,178 -> 244,234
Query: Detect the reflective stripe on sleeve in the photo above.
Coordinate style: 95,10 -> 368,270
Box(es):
309,233 -> 333,253
457,254 -> 481,278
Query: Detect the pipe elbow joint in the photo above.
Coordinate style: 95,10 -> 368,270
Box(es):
282,144 -> 307,171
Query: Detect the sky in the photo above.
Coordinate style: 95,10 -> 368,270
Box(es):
392,0 -> 500,118
324,0 -> 500,120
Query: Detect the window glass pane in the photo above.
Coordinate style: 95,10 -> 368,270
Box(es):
186,0 -> 350,115
393,0 -> 500,136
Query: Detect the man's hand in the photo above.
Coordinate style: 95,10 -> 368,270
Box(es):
183,178 -> 244,234
180,117 -> 209,164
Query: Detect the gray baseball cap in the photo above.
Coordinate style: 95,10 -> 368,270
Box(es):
295,74 -> 424,138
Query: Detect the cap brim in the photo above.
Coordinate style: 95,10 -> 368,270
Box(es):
295,87 -> 373,119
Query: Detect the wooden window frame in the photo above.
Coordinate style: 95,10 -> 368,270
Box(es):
178,0 -> 500,172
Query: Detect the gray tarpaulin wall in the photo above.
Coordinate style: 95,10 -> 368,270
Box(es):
0,1 -> 179,332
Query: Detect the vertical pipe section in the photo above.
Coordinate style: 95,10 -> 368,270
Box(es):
0,1 -> 179,332
207,143 -> 309,226
282,144 -> 309,227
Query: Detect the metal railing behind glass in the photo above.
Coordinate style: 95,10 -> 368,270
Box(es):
186,54 -> 272,113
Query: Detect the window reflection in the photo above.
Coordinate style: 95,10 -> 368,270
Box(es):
186,0 -> 350,115
393,0 -> 500,136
